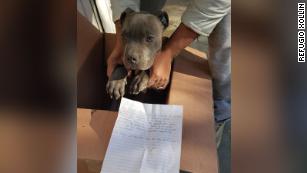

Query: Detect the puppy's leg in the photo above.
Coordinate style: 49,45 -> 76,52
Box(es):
106,65 -> 128,100
129,70 -> 149,95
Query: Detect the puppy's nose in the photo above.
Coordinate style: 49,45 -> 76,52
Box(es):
128,56 -> 138,64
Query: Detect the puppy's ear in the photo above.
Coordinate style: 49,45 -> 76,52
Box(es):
156,11 -> 169,29
120,8 -> 134,26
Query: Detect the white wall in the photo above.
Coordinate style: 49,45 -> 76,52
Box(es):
77,0 -> 102,32
77,0 -> 116,33
96,0 -> 116,33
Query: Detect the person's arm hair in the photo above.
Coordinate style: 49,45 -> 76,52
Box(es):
163,23 -> 199,59
147,23 -> 199,88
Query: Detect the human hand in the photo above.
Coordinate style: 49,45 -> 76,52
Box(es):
147,50 -> 172,89
107,48 -> 123,78
107,21 -> 125,78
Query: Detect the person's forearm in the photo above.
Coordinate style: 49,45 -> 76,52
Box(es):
114,20 -> 123,50
108,20 -> 123,61
163,23 -> 199,58
107,20 -> 124,77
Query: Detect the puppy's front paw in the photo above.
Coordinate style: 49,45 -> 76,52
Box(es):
130,72 -> 149,95
106,78 -> 127,100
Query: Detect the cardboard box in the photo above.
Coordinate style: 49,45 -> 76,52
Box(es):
77,12 -> 218,173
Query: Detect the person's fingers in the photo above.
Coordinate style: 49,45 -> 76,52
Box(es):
150,77 -> 160,89
155,78 -> 169,90
153,78 -> 161,88
147,69 -> 154,86
107,52 -> 123,77
107,63 -> 115,77
161,79 -> 169,89
147,75 -> 157,87
155,79 -> 166,89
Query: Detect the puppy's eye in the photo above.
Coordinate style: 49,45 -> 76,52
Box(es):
146,36 -> 154,42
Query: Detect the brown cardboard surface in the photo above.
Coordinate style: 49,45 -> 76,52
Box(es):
168,50 -> 218,173
77,12 -> 103,71
77,109 -> 117,161
77,12 -> 112,110
78,159 -> 103,173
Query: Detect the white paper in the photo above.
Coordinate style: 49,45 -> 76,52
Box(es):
101,98 -> 183,173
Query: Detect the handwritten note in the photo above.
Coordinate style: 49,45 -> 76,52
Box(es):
101,98 -> 183,173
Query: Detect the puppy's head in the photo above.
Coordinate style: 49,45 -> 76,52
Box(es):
120,8 -> 168,70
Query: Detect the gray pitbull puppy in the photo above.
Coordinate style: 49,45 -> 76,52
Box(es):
107,8 -> 169,99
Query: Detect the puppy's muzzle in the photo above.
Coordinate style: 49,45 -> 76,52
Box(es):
127,55 -> 138,65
